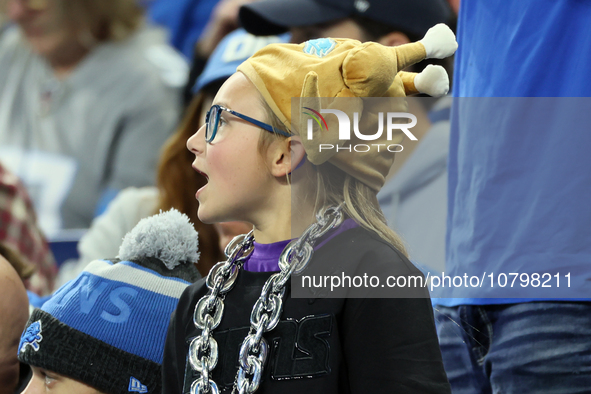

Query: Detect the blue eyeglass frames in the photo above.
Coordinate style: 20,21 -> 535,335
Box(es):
205,104 -> 292,143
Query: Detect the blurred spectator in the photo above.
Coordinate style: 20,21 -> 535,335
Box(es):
0,242 -> 36,284
239,0 -> 451,48
0,252 -> 31,394
183,0 -> 258,105
18,210 -> 201,394
435,0 -> 591,392
145,0 -> 220,59
56,29 -> 279,286
378,96 -> 451,273
448,0 -> 460,14
194,0 -> 258,59
0,12 -> 8,33
239,0 -> 454,273
0,0 -> 187,235
0,162 -> 56,295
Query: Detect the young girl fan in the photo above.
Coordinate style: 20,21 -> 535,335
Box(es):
164,26 -> 457,394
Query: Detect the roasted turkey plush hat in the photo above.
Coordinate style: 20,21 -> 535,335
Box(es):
237,23 -> 457,191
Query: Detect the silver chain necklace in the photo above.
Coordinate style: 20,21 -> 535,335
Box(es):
189,205 -> 344,394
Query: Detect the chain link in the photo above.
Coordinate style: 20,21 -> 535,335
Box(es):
191,378 -> 219,394
233,205 -> 343,393
189,230 -> 255,393
190,206 -> 344,394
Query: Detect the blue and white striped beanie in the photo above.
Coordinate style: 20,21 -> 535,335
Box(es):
18,209 -> 201,394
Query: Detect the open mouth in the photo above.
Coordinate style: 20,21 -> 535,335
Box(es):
193,166 -> 209,181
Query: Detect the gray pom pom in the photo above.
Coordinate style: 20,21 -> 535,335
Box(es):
118,209 -> 200,269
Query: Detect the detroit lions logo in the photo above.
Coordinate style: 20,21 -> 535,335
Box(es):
19,320 -> 43,353
303,38 -> 337,58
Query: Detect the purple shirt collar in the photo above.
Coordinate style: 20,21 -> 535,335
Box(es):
243,218 -> 358,272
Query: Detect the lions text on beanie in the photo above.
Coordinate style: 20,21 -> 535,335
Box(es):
18,209 -> 201,394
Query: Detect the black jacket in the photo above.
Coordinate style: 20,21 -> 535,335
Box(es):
162,227 -> 451,393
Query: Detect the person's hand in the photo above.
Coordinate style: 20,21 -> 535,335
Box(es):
419,23 -> 458,59
196,0 -> 259,58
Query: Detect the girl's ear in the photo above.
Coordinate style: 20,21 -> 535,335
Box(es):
289,136 -> 306,175
269,136 -> 305,178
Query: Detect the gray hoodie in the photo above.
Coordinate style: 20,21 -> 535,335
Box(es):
0,25 -> 187,235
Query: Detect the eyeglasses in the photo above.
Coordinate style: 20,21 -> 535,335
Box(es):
205,104 -> 291,143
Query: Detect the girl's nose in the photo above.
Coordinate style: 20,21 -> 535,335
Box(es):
187,124 -> 206,155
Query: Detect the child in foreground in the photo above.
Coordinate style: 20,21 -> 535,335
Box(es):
18,210 -> 201,394
164,24 -> 457,394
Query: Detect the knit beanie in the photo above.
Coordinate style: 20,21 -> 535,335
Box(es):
237,24 -> 457,191
18,209 -> 201,394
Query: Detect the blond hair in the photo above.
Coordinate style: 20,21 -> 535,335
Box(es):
59,0 -> 143,42
259,99 -> 408,256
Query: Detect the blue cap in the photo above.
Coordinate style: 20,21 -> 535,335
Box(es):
193,28 -> 289,93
